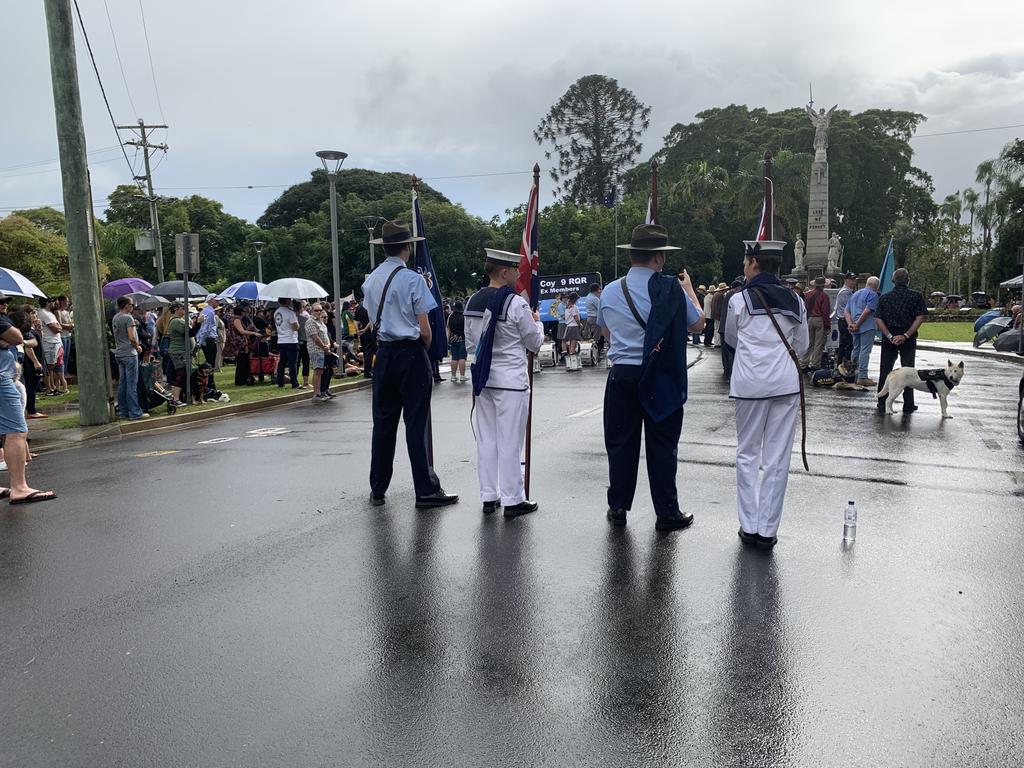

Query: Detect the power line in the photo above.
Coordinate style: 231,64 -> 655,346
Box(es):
153,169 -> 548,193
0,145 -> 120,174
101,0 -> 137,118
0,156 -> 120,180
137,0 -> 165,123
71,0 -> 138,184
912,123 -> 1024,139
0,198 -> 112,213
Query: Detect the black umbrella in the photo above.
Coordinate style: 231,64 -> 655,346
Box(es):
973,317 -> 1013,347
149,280 -> 208,298
123,291 -> 170,310
994,328 -> 1023,353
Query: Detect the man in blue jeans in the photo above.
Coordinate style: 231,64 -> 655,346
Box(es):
111,296 -> 148,420
844,276 -> 880,387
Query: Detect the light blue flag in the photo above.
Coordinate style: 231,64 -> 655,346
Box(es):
879,236 -> 895,295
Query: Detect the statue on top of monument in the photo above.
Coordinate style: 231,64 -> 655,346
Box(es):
806,103 -> 838,160
827,231 -> 842,273
794,233 -> 805,271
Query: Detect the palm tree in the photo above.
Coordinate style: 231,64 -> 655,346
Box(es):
961,188 -> 978,294
731,149 -> 812,240
668,161 -> 730,220
939,193 -> 962,293
976,160 -> 996,292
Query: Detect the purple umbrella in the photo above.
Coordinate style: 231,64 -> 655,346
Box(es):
102,277 -> 153,300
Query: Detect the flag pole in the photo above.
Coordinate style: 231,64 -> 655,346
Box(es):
763,150 -> 774,240
650,159 -> 659,224
524,162 -> 540,499
412,173 -> 436,465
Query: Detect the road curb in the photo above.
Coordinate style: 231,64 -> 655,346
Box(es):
30,378 -> 372,455
881,340 -> 1024,367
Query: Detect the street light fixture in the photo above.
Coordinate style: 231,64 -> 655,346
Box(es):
316,149 -> 348,342
355,215 -> 387,272
252,240 -> 266,284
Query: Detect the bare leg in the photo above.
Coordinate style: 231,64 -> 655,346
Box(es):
4,433 -> 44,497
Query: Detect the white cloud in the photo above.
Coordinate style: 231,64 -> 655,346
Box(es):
2,0 -> 1023,223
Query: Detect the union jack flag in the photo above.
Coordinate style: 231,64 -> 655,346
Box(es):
516,178 -> 540,309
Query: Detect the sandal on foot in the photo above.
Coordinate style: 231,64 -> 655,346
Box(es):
9,490 -> 58,505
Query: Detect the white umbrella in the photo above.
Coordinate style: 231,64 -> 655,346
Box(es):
259,277 -> 329,300
0,267 -> 47,298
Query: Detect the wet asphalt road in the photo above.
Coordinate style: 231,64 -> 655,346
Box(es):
2,348 -> 1023,767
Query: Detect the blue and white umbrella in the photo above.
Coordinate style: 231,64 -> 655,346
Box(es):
0,267 -> 47,298
219,281 -> 266,301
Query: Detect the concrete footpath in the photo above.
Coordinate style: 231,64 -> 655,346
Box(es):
28,377 -> 371,455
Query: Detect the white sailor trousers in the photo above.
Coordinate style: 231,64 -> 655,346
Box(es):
734,394 -> 800,537
474,388 -> 530,505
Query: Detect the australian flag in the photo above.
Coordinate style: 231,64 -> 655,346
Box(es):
515,177 -> 540,309
412,189 -> 449,363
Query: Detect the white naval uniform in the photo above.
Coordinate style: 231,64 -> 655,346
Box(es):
464,290 -> 544,505
724,289 -> 809,537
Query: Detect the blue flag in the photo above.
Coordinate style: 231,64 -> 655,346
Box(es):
879,236 -> 895,295
412,190 -> 449,363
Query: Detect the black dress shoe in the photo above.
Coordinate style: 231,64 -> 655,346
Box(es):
607,508 -> 627,527
370,494 -> 385,507
415,490 -> 459,509
655,512 -> 695,531
482,500 -> 500,514
738,528 -> 758,546
503,500 -> 538,518
902,405 -> 918,413
755,533 -> 778,549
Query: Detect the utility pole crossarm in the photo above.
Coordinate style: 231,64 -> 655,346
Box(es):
118,118 -> 168,282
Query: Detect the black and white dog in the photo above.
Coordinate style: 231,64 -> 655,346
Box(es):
876,360 -> 965,418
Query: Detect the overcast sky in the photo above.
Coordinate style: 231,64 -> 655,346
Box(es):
3,0 -> 1023,228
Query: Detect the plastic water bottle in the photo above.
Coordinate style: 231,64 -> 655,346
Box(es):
843,501 -> 858,542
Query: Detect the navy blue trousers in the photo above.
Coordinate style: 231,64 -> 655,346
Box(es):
370,340 -> 441,498
603,364 -> 684,517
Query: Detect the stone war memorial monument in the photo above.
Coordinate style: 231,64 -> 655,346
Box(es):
791,100 -> 840,282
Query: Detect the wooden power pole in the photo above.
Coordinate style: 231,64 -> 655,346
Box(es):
43,0 -> 110,425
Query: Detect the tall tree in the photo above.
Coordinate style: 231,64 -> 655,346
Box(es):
669,161 -> 730,221
940,193 -> 962,292
534,75 -> 651,205
976,159 -> 997,292
961,188 -> 978,293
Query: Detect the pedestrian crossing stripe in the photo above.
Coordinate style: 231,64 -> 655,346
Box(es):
134,450 -> 180,458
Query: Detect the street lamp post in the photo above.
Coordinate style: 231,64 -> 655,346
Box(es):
316,150 -> 348,343
252,240 -> 266,284
355,215 -> 387,273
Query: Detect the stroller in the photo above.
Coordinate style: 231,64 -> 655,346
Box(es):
137,360 -> 178,415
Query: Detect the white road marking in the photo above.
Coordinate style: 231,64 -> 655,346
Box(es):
134,450 -> 179,458
197,437 -> 240,445
567,405 -> 603,419
245,427 -> 291,437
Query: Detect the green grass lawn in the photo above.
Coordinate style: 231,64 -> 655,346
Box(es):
33,363 -> 362,429
917,322 -> 975,343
